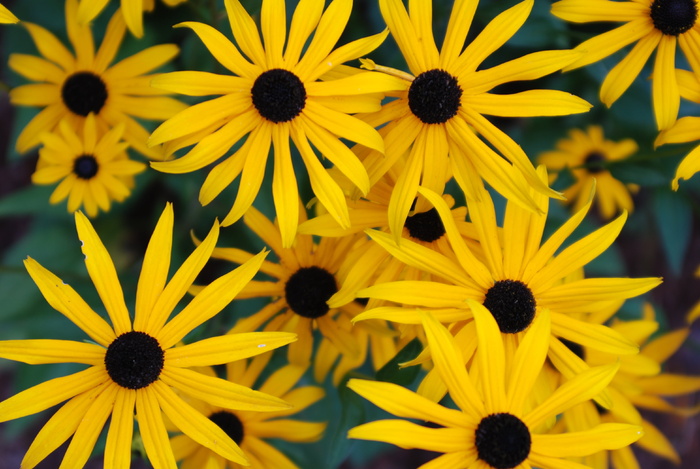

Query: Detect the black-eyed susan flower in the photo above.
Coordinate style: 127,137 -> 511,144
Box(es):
170,355 -> 326,468
655,69 -> 700,188
349,304 -> 643,469
9,0 -> 185,158
560,304 -> 700,468
149,0 -> 406,247
32,113 -> 146,217
0,4 -> 18,23
0,204 -> 297,468
551,0 -> 700,130
356,0 -> 591,237
77,0 -> 187,38
355,172 -> 661,382
194,204 -> 381,383
538,125 -> 639,220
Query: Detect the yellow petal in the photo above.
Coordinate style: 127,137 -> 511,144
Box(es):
532,423 -> 642,457
135,388 -> 178,469
0,339 -> 104,365
104,387 -> 136,469
349,419 -> 471,452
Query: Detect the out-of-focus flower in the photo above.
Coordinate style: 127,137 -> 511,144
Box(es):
77,0 -> 187,38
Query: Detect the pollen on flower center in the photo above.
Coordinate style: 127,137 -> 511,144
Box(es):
408,69 -> 462,124
404,207 -> 446,242
584,151 -> 606,174
104,331 -> 164,390
285,266 -> 338,319
482,280 -> 536,334
61,71 -> 109,116
209,410 -> 245,445
650,0 -> 698,36
73,154 -> 99,179
251,68 -> 307,123
475,413 -> 531,469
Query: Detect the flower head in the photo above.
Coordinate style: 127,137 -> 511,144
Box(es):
348,304 -> 643,469
149,0 -> 406,247
552,0 -> 700,129
538,125 -> 639,219
0,203 -> 296,468
9,0 -> 185,158
77,0 -> 188,38
32,113 -> 146,217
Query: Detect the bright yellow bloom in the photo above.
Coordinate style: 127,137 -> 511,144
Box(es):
0,204 -> 296,468
538,125 -> 639,220
171,356 -> 326,469
77,0 -> 187,38
9,0 -> 185,158
32,113 -> 146,217
149,0 -> 405,247
0,4 -> 19,23
355,170 -> 661,398
357,0 -> 591,237
655,69 -> 700,188
560,304 -> 700,468
551,0 -> 700,130
349,305 -> 643,469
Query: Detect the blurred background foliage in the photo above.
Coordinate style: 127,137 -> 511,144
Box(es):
0,0 -> 699,467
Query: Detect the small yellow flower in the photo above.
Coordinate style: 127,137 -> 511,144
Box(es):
32,114 -> 145,217
538,125 -> 639,220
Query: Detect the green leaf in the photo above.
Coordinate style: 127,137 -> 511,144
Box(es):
375,337 -> 423,386
326,377 -> 367,468
0,184 -> 64,217
609,163 -> 669,187
652,188 -> 692,275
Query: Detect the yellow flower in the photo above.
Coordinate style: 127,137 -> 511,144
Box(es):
77,0 -> 188,38
356,0 -> 591,237
171,356 -> 326,468
551,0 -> 700,129
32,113 -> 146,217
355,170 -> 661,394
0,204 -> 296,468
0,4 -> 19,23
655,69 -> 700,188
348,305 -> 643,469
538,125 -> 639,220
149,0 -> 405,247
9,0 -> 185,158
560,304 -> 700,468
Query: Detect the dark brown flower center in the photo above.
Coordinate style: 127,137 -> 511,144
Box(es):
209,410 -> 245,445
482,280 -> 536,334
105,331 -> 164,390
61,71 -> 108,116
404,207 -> 446,242
584,151 -> 607,174
251,68 -> 307,123
475,413 -> 531,469
651,0 -> 698,35
408,69 -> 462,124
73,154 -> 99,179
285,266 -> 338,318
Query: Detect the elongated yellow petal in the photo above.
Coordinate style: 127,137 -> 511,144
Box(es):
22,22 -> 75,72
468,300 -> 506,413
24,258 -> 115,346
507,308 -> 551,410
532,423 -> 642,457
0,366 -> 108,422
525,362 -> 620,428
307,29 -> 392,81
636,418 -> 681,464
467,90 -> 592,117
136,388 -> 177,469
440,0 -> 477,69
653,35 -> 679,130
157,250 -> 267,348
271,124 -> 299,248
225,0 -> 265,67
152,381 -> 248,464
165,331 -> 296,367
161,366 -> 292,411
552,313 -> 638,355
75,211 -> 132,335
150,71 -> 250,96
247,419 -> 326,442
284,0 -> 324,65
104,386 -> 136,469
642,328 -> 689,363
359,280 -> 475,308
562,19 -> 650,70
387,138 -> 423,242
145,219 -> 220,336
0,4 -> 19,23
133,203 -> 173,330
673,143 -> 700,189
349,419 -> 470,452
378,0 -> 425,74
0,339 -> 104,365
539,277 -> 663,313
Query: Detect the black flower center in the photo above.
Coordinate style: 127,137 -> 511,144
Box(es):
73,154 -> 99,179
561,337 -> 585,360
104,331 -> 164,390
209,410 -> 245,445
584,151 -> 606,174
651,0 -> 698,35
475,413 -> 531,469
408,69 -> 462,124
285,266 -> 338,319
251,68 -> 306,123
482,280 -> 536,334
61,71 -> 108,116
404,207 -> 446,242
